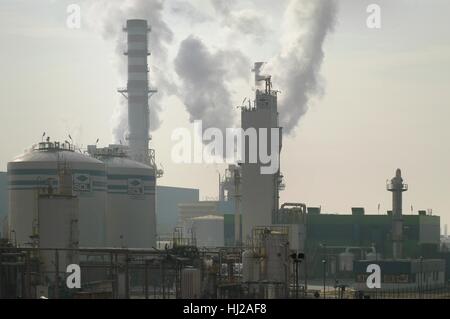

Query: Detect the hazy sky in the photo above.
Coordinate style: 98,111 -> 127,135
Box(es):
0,0 -> 449,228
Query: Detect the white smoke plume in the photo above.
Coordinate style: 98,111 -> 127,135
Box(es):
174,36 -> 250,132
265,0 -> 338,135
84,0 -> 175,143
169,1 -> 212,25
210,0 -> 269,42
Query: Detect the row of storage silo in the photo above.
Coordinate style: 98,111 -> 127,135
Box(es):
7,141 -> 156,250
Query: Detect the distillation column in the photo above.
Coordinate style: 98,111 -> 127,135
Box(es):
241,62 -> 282,242
387,169 -> 408,259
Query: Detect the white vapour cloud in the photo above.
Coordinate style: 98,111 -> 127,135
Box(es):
210,0 -> 269,43
169,1 -> 212,25
84,0 -> 336,143
265,0 -> 338,135
174,36 -> 250,132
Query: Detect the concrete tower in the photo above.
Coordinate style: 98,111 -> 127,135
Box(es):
387,169 -> 408,259
119,19 -> 157,165
241,62 -> 282,243
115,20 -> 160,247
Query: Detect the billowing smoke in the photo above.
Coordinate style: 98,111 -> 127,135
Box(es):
265,0 -> 337,135
85,0 -> 336,142
169,1 -> 212,25
174,36 -> 250,132
85,0 -> 175,143
210,0 -> 268,42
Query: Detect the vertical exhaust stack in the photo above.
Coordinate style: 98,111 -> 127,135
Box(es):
119,19 -> 157,165
387,169 -> 408,259
241,62 -> 282,242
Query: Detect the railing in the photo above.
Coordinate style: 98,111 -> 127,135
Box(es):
387,183 -> 408,191
36,142 -> 75,152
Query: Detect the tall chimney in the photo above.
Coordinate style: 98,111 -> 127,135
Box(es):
387,169 -> 408,259
120,19 -> 157,165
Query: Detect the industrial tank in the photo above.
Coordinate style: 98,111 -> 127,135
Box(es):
261,230 -> 289,283
89,145 -> 156,248
8,141 -> 107,247
38,194 -> 79,279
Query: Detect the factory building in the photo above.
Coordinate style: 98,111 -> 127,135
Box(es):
305,208 -> 440,257
241,63 -> 283,243
303,208 -> 441,277
156,186 -> 199,235
189,215 -> 224,248
177,201 -> 233,246
176,165 -> 239,248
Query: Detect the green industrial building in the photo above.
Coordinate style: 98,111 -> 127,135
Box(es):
224,206 -> 441,279
224,208 -> 440,256
304,208 -> 440,277
304,207 -> 440,259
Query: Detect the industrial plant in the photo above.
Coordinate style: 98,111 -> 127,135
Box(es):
0,19 -> 449,300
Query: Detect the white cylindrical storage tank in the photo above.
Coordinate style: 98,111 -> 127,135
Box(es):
100,154 -> 156,248
262,232 -> 289,283
338,252 -> 354,272
8,142 -> 107,247
38,195 -> 79,279
191,215 -> 224,248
